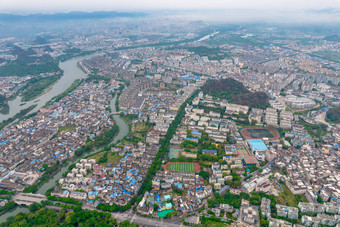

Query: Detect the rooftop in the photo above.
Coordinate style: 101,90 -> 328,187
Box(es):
248,139 -> 268,151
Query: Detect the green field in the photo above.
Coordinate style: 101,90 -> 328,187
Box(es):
170,162 -> 194,172
158,208 -> 174,218
247,128 -> 273,138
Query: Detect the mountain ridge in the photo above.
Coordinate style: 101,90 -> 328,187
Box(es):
0,11 -> 147,21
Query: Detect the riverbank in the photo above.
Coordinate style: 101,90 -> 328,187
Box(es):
19,74 -> 63,102
34,92 -> 129,196
0,105 -> 37,131
0,56 -> 129,221
0,53 -> 98,123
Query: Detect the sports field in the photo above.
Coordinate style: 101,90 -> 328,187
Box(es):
164,162 -> 200,172
171,162 -> 194,172
247,128 -> 273,138
240,127 -> 280,140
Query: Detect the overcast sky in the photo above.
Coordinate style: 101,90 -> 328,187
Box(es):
1,0 -> 339,13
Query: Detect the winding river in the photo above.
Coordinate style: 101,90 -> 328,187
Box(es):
0,56 -> 129,223
0,55 -> 96,122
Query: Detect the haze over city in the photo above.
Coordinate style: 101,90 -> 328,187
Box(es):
1,0 -> 340,23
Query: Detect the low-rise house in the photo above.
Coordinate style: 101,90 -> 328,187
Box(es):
69,191 -> 87,200
268,217 -> 292,227
317,213 -> 336,226
261,198 -> 271,218
51,189 -> 69,198
220,204 -> 234,213
298,202 -> 325,213
324,202 -> 340,214
301,215 -> 321,227
276,204 -> 299,220
240,199 -> 259,226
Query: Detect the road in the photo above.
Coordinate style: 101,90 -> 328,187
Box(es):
83,205 -> 183,227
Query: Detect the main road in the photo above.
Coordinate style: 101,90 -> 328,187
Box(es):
82,205 -> 183,227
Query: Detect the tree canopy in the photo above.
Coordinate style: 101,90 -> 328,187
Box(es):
202,78 -> 269,109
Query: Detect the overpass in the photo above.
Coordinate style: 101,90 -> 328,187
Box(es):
12,193 -> 46,206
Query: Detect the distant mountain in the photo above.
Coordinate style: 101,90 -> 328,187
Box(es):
307,8 -> 340,15
324,35 -> 340,42
0,11 -> 147,22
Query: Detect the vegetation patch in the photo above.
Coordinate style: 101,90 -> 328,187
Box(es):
326,106 -> 340,124
312,50 -> 340,62
55,124 -> 77,137
275,184 -> 307,207
0,207 -> 119,226
185,46 -> 228,61
202,78 -> 269,109
88,150 -> 121,165
19,74 -> 62,101
0,94 -> 8,111
299,119 -> 328,141
0,45 -> 60,77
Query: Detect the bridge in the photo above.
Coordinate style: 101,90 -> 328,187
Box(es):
12,193 -> 46,206
110,111 -> 123,115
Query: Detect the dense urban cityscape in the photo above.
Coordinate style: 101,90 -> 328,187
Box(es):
0,2 -> 339,227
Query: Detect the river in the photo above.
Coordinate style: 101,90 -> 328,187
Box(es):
0,54 -> 97,122
0,57 -> 129,223
197,31 -> 219,42
36,94 -> 129,195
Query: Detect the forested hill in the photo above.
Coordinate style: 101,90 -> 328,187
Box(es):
326,106 -> 340,124
202,78 -> 269,109
0,45 -> 60,77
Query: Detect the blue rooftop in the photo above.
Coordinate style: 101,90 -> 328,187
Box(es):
248,139 -> 268,151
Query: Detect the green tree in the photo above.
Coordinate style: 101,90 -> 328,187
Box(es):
199,171 -> 210,180
57,209 -> 66,220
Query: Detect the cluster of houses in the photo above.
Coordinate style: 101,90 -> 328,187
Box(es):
145,85 -> 198,134
52,143 -> 157,206
243,173 -> 276,194
299,202 -> 340,226
260,199 -> 340,226
285,124 -> 316,147
0,81 -> 117,190
209,163 -> 232,190
49,79 -> 201,210
275,144 -> 340,204
249,107 -> 295,130
137,169 -> 213,217
119,78 -> 153,110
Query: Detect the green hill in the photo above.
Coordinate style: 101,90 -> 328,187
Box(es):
326,107 -> 340,124
202,78 -> 269,109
